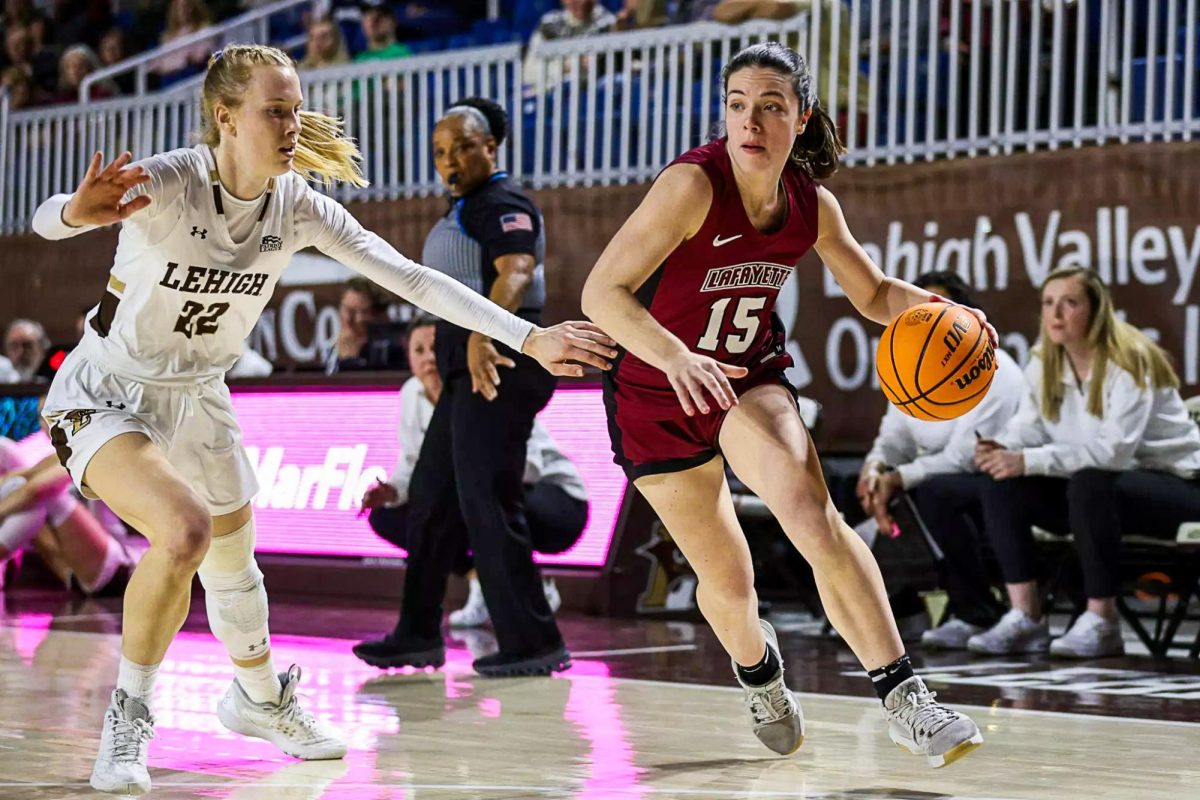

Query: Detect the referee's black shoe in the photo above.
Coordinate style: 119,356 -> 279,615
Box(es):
473,643 -> 572,677
352,633 -> 445,670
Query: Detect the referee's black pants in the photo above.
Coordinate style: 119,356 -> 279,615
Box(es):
394,352 -> 561,656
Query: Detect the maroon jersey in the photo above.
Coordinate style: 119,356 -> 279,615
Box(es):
611,138 -> 819,417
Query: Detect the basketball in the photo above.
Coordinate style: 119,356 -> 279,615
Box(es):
875,302 -> 997,421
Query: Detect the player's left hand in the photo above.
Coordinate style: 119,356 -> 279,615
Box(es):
468,332 -> 515,402
977,447 -> 1025,480
522,321 -> 617,378
928,293 -> 998,348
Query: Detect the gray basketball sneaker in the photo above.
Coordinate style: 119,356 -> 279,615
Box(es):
217,665 -> 347,760
732,620 -> 805,755
90,689 -> 155,795
883,676 -> 983,768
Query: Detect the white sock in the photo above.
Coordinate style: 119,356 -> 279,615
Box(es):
234,658 -> 283,705
78,536 -> 125,595
116,656 -> 159,708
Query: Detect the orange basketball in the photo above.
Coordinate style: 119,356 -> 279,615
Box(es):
875,302 -> 997,421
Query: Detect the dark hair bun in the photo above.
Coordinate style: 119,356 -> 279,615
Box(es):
453,96 -> 508,147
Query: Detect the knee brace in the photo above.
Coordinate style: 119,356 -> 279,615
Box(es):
197,518 -> 271,660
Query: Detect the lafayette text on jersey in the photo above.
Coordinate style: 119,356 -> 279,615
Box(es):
610,138 -> 819,415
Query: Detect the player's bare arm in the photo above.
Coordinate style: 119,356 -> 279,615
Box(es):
814,186 -> 995,343
583,164 -> 747,417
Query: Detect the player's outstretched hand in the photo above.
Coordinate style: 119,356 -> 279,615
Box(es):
665,351 -> 748,417
928,293 -> 998,348
523,321 -> 618,378
62,151 -> 150,227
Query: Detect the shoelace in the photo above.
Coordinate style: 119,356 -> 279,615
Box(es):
268,696 -> 325,741
897,688 -> 959,741
110,716 -> 154,763
747,682 -> 793,726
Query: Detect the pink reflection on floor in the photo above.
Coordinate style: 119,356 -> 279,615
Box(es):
4,610 -> 644,798
565,660 -> 648,799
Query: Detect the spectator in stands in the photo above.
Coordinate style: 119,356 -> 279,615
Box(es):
966,267 -> 1200,658
3,24 -> 54,100
354,0 -> 412,64
54,43 -> 115,102
523,0 -> 617,88
4,320 -> 49,383
324,276 -> 390,374
98,28 -> 136,96
0,63 -> 38,108
858,271 -> 1024,650
149,0 -> 216,83
356,315 -> 584,631
300,16 -> 350,70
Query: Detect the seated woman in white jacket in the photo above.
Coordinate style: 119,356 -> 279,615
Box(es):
859,271 -> 1025,650
968,266 -> 1200,658
357,316 -> 589,631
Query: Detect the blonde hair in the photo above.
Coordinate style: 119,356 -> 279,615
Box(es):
200,44 -> 368,187
300,18 -> 350,69
165,0 -> 212,39
1036,266 -> 1179,422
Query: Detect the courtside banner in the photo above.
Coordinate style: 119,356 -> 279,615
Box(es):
11,385 -> 625,566
230,384 -> 625,565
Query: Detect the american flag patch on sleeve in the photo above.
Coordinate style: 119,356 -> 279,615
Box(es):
500,212 -> 534,232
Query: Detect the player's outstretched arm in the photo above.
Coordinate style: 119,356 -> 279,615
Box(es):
581,164 -> 747,417
309,195 -> 616,378
813,186 -> 995,344
31,151 -> 150,239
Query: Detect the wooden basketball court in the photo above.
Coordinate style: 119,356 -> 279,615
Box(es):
0,591 -> 1196,799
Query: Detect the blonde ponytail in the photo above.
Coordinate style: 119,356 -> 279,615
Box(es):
200,44 -> 368,188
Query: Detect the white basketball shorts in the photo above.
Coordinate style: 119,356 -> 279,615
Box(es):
42,350 -> 258,516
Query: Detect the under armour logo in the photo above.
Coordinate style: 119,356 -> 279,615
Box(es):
105,401 -> 126,410
259,235 -> 282,252
191,226 -> 207,239
247,637 -> 268,653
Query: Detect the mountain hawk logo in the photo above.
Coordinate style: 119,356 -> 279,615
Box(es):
63,409 -> 95,435
260,235 -> 282,252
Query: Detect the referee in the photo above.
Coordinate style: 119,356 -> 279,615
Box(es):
354,97 -> 571,677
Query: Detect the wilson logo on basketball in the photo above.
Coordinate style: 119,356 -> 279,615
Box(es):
939,315 -> 973,367
904,308 -> 934,325
954,345 -> 996,390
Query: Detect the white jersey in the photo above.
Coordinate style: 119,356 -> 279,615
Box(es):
32,145 -> 534,384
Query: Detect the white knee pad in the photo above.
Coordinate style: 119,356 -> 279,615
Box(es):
197,518 -> 271,660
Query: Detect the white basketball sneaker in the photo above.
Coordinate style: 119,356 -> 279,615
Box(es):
733,620 -> 805,755
90,690 -> 155,795
883,676 -> 983,768
449,577 -> 489,628
217,665 -> 347,760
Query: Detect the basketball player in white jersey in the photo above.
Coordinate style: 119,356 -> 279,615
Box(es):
32,44 -> 615,795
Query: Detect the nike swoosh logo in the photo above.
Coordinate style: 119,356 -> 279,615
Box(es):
712,234 -> 743,247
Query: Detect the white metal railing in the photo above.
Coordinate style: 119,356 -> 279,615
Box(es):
4,1 -> 1199,234
80,0 -> 313,101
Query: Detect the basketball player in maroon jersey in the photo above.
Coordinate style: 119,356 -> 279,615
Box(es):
583,42 -> 992,767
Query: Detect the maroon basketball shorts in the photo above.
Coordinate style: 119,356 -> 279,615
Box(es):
603,361 -> 798,480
